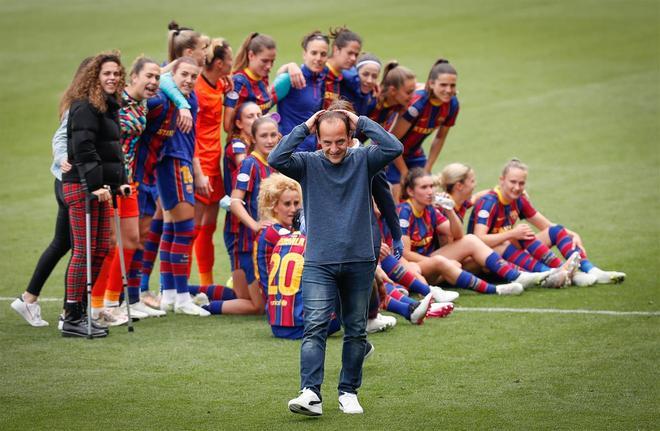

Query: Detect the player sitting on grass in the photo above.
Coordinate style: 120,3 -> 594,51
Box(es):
468,158 -> 626,286
399,168 -> 577,294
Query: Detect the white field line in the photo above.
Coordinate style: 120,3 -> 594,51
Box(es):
1,297 -> 658,317
454,306 -> 660,317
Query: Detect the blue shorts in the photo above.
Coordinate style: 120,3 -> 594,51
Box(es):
156,157 -> 195,211
223,231 -> 256,284
385,155 -> 427,184
137,182 -> 159,217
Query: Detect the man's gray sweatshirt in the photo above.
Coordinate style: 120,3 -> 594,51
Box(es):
268,116 -> 403,264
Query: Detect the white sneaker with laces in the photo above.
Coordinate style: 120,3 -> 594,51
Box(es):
430,286 -> 459,303
377,313 -> 397,328
11,296 -> 49,327
410,293 -> 433,325
572,270 -> 598,286
338,392 -> 363,414
174,300 -> 211,317
588,267 -> 626,284
495,282 -> 524,296
97,308 -> 128,327
288,388 -> 322,416
131,301 -> 166,317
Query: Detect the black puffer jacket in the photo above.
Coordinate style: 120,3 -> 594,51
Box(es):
62,95 -> 127,192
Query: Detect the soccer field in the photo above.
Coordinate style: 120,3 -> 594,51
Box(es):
1,0 -> 658,429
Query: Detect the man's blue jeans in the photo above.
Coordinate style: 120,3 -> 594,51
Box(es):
299,260 -> 376,397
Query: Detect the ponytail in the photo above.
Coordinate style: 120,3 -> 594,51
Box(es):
233,32 -> 276,72
167,21 -> 201,63
425,58 -> 457,91
380,60 -> 415,93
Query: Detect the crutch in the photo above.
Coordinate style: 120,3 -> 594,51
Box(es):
84,188 -> 94,339
112,186 -> 134,332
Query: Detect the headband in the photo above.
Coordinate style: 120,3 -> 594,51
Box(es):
356,60 -> 381,70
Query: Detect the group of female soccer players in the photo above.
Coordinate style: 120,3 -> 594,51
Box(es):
12,22 -> 625,341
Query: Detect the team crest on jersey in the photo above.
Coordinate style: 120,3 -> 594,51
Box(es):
399,219 -> 410,228
478,209 -> 490,219
407,106 -> 419,118
237,173 -> 250,183
278,227 -> 291,235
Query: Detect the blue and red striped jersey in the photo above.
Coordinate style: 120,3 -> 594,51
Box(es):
225,68 -> 274,114
400,89 -> 459,159
397,200 -> 447,256
134,90 -> 177,185
454,199 -> 474,223
369,99 -> 404,132
254,223 -> 290,301
267,231 -> 306,328
322,63 -> 343,109
467,187 -> 537,234
223,151 -> 274,253
159,92 -> 198,163
222,133 -> 250,196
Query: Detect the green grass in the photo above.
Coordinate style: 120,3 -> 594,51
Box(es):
1,0 -> 658,429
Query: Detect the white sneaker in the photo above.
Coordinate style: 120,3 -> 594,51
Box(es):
377,313 -> 397,328
118,303 -> 149,320
338,392 -> 363,414
572,270 -> 598,286
366,315 -> 389,333
514,270 -> 551,288
131,301 -> 166,317
141,291 -> 160,309
174,300 -> 210,317
427,302 -> 455,318
96,308 -> 128,327
495,282 -> 524,296
563,252 -> 581,278
430,286 -> 459,302
159,298 -> 175,312
288,388 -> 322,416
193,292 -> 210,307
11,296 -> 49,327
540,268 -> 569,289
588,267 -> 626,284
410,293 -> 433,325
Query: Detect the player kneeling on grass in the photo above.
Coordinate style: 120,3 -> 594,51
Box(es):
468,158 -> 626,286
254,180 -> 341,339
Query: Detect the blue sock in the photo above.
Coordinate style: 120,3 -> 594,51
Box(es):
385,297 -> 413,320
203,300 -> 223,315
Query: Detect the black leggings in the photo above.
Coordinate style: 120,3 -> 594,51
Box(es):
25,179 -> 71,296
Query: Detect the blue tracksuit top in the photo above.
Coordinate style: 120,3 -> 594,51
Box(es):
275,64 -> 327,152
